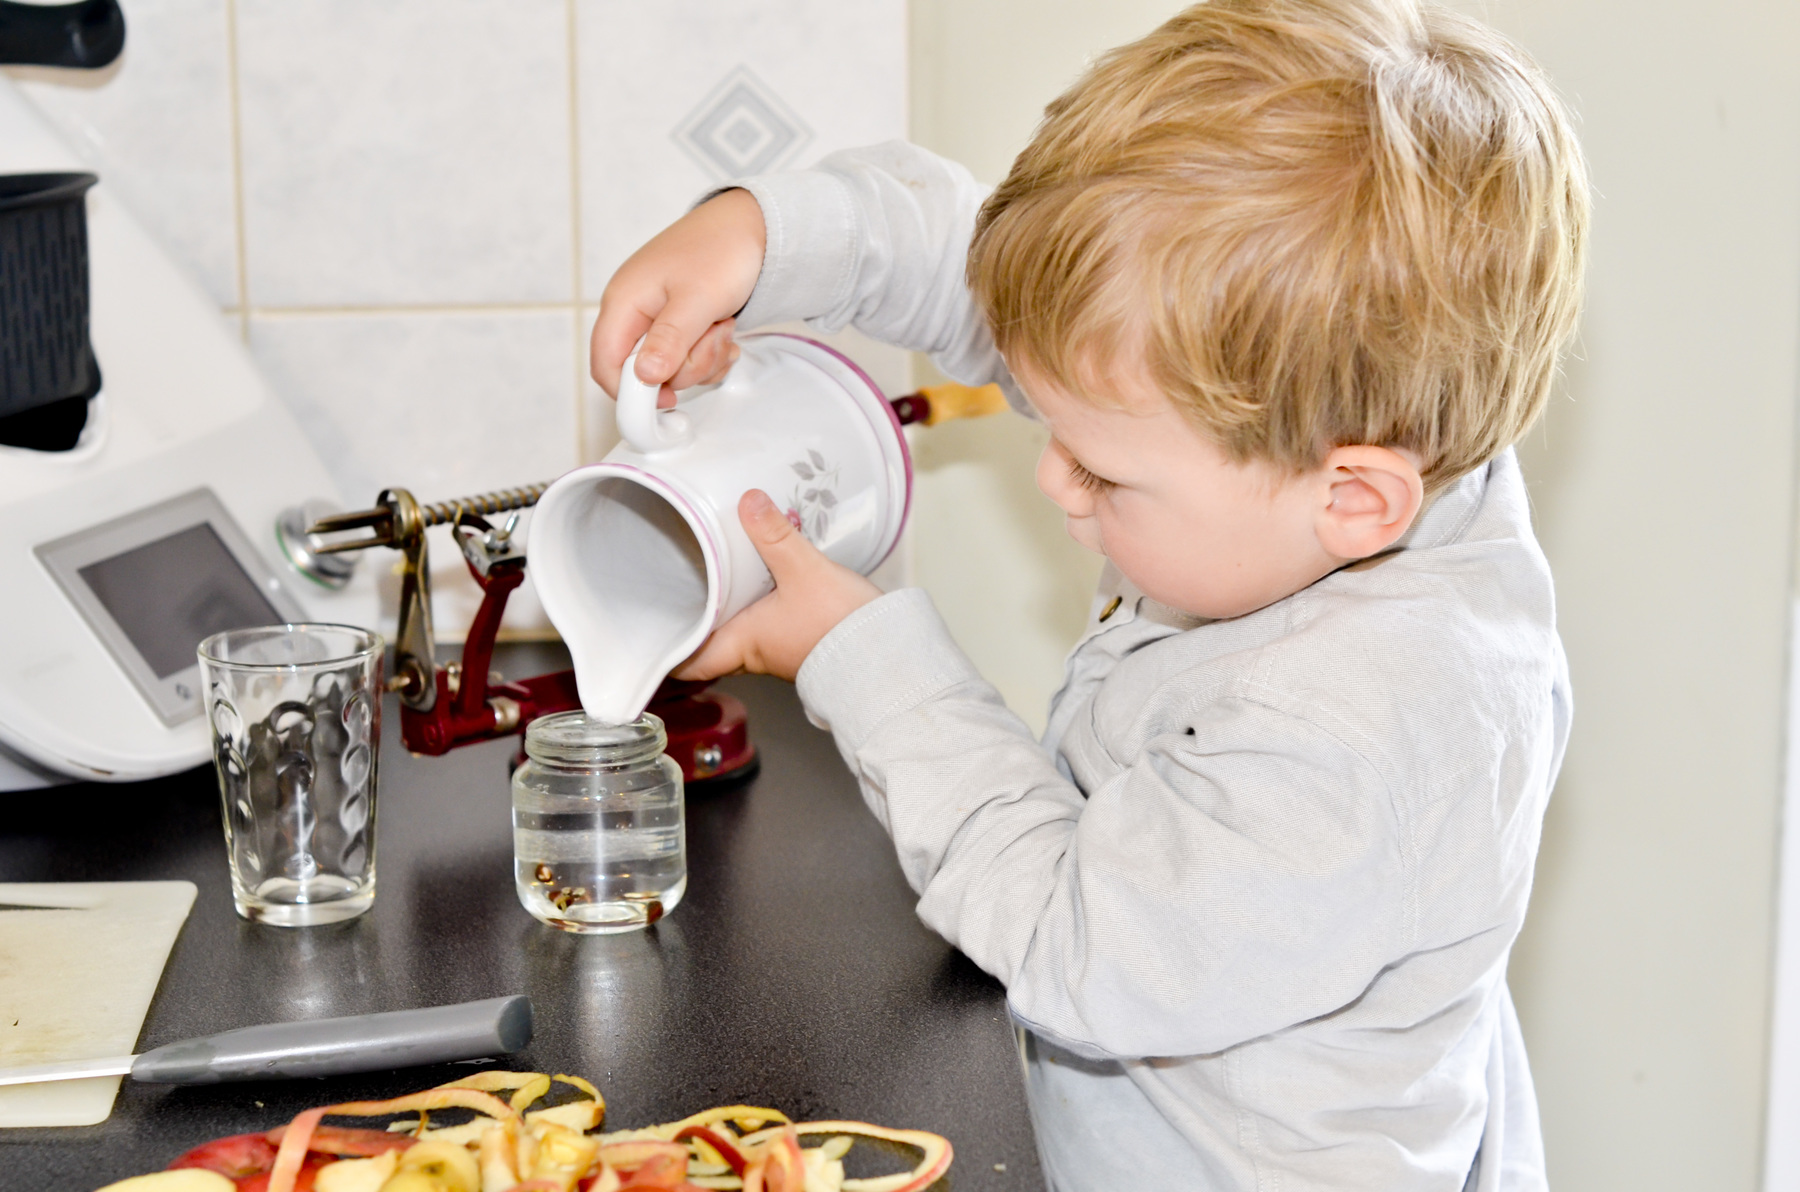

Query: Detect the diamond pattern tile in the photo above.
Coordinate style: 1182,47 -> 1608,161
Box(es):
673,66 -> 812,180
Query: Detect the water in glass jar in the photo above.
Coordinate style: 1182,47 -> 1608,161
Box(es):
513,780 -> 686,933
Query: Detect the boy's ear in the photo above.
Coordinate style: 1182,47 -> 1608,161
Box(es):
1313,446 -> 1425,561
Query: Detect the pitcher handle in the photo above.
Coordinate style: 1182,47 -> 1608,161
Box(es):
617,338 -> 694,453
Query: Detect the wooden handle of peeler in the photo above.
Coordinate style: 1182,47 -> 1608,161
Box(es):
890,382 -> 1010,426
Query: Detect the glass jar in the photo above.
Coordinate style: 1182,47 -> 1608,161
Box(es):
512,710 -> 686,934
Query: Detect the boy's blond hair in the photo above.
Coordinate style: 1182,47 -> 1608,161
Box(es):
969,0 -> 1588,492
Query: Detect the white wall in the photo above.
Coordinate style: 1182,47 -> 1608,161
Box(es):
1461,4 -> 1800,1190
911,1 -> 1800,1188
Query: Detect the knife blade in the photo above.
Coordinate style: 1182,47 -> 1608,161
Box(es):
0,995 -> 532,1087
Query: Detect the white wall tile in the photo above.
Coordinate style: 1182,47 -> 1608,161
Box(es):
576,305 -> 615,463
236,0 -> 574,308
14,0 -> 240,306
576,0 -> 906,300
249,309 -> 580,636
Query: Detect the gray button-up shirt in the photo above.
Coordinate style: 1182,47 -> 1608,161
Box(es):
733,141 -> 1567,1192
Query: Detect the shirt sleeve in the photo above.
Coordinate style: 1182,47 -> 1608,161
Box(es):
796,588 -> 1411,1060
723,141 -> 1026,410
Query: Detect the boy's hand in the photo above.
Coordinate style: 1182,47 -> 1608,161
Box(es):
591,188 -> 767,406
676,490 -> 882,684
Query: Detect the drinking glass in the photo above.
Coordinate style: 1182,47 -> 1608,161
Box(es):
198,624 -> 382,926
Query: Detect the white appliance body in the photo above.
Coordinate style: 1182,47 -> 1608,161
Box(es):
0,76 -> 378,786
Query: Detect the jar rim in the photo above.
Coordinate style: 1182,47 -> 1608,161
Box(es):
525,709 -> 666,763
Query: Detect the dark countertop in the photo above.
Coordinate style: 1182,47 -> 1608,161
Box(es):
0,652 -> 1042,1191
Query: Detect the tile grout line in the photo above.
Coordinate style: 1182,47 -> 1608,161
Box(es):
244,301 -> 584,318
224,0 -> 251,345
566,0 -> 589,462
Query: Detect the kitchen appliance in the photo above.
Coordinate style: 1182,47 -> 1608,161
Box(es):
0,170 -> 100,451
0,74 -> 378,789
0,0 -> 124,73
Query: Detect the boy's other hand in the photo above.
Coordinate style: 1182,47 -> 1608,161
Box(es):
675,490 -> 881,684
591,188 -> 767,407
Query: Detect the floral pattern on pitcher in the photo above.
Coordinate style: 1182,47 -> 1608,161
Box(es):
788,448 -> 840,542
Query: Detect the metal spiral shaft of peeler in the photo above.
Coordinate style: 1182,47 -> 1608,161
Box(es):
285,379 -> 1010,784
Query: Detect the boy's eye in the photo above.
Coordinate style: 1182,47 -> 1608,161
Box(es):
1066,455 -> 1116,493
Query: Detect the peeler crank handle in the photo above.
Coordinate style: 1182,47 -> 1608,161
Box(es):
128,995 -> 533,1084
306,483 -> 551,550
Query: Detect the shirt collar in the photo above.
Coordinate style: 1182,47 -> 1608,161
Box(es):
1091,565 -> 1208,634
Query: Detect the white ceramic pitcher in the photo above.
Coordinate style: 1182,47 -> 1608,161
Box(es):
531,334 -> 911,724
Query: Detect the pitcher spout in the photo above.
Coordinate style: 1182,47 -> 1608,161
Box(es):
531,466 -> 724,726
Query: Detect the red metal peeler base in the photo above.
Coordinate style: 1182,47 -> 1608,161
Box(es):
309,493 -> 758,786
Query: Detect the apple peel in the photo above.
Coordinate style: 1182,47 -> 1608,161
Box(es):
598,1140 -> 692,1171
648,1106 -> 789,1141
672,1127 -> 748,1176
741,1127 -> 804,1192
739,1122 -> 951,1192
267,1088 -> 520,1192
170,1076 -> 949,1192
264,1125 -> 414,1157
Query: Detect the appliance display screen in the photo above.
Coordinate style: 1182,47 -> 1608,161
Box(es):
76,523 -> 283,679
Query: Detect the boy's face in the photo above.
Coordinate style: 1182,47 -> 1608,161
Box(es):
1018,362 -> 1364,621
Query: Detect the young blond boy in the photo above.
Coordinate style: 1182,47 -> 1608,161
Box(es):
590,0 -> 1587,1187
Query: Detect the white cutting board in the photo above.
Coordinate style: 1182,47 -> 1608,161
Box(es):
0,881 -> 196,1127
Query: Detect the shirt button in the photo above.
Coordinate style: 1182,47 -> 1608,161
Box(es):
1099,595 -> 1123,622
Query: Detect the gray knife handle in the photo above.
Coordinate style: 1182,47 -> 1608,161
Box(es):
130,995 -> 533,1084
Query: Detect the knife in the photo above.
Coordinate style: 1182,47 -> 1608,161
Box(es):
0,995 -> 532,1086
